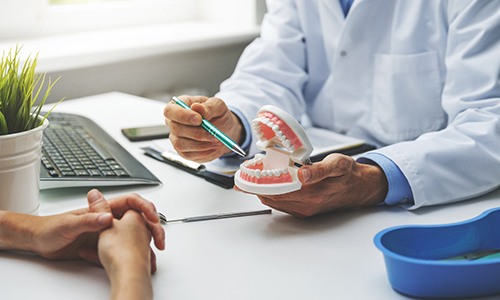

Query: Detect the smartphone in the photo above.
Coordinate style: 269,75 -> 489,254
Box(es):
121,124 -> 170,142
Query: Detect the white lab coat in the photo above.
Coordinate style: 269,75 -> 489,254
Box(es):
216,0 -> 500,209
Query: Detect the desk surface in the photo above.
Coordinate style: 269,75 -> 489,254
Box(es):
1,92 -> 500,300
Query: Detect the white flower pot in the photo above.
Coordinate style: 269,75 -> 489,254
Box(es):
0,118 -> 49,214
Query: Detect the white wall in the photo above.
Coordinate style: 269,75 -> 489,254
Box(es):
43,38 -> 250,103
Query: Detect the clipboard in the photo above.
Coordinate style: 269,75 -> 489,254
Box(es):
143,147 -> 235,189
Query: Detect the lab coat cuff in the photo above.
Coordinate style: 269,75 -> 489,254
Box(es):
357,153 -> 414,206
220,106 -> 252,159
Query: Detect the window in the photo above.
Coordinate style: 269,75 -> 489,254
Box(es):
49,0 -> 123,4
0,0 -> 198,40
0,0 -> 263,75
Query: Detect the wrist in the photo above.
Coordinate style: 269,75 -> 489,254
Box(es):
357,163 -> 388,206
230,113 -> 245,145
108,260 -> 152,300
0,211 -> 39,253
228,107 -> 250,146
357,153 -> 414,206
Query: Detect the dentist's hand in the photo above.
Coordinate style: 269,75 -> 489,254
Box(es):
164,95 -> 245,163
249,154 -> 388,218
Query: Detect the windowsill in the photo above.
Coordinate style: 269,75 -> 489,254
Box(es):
0,21 -> 260,73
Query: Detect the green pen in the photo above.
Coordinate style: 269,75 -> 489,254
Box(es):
170,96 -> 246,157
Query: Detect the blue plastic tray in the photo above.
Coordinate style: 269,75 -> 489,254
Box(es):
374,207 -> 500,298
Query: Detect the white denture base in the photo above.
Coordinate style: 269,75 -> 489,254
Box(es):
235,105 -> 313,195
235,149 -> 301,195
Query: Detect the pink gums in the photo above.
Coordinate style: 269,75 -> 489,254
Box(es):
258,111 -> 303,150
238,162 -> 293,184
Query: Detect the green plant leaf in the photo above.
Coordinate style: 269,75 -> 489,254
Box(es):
0,111 -> 8,134
0,45 -> 63,135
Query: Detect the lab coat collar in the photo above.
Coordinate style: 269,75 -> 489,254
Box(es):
320,0 -> 345,24
319,0 -> 366,22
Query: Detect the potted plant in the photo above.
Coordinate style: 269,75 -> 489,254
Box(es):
0,46 -> 61,214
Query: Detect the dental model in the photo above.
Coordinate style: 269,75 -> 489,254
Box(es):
235,105 -> 313,195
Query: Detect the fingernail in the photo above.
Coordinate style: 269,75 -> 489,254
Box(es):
87,189 -> 102,203
190,115 -> 200,125
97,213 -> 112,225
302,168 -> 311,183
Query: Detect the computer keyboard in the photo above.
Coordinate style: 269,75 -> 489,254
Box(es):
40,112 -> 161,189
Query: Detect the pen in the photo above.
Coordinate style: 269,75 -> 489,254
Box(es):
158,209 -> 272,224
170,96 -> 247,157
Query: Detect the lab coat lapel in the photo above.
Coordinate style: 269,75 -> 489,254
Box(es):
317,0 -> 369,59
317,0 -> 344,66
318,0 -> 344,26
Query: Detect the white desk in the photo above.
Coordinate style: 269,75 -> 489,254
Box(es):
1,92 -> 500,300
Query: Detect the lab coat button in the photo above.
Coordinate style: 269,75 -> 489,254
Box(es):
340,50 -> 347,57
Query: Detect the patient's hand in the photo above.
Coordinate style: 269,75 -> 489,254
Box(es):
98,210 -> 153,300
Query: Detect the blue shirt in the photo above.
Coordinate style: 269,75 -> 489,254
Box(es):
357,153 -> 414,206
339,0 -> 354,16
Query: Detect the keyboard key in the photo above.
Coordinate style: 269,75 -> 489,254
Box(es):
41,113 -> 131,180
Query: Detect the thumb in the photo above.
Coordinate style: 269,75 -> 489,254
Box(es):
57,213 -> 112,246
70,212 -> 113,235
87,189 -> 112,214
299,154 -> 353,184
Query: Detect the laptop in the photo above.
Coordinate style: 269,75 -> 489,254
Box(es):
40,112 -> 161,189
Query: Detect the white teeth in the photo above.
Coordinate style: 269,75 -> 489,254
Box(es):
242,112 -> 303,184
284,139 -> 291,147
254,153 -> 265,160
254,114 -> 296,152
241,156 -> 261,168
240,163 -> 288,178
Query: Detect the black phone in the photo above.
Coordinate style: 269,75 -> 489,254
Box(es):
121,124 -> 170,142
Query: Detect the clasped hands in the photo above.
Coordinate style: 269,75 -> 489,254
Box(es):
27,189 -> 165,272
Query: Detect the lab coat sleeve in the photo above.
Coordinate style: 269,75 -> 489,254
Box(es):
373,0 -> 500,209
215,0 -> 309,156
